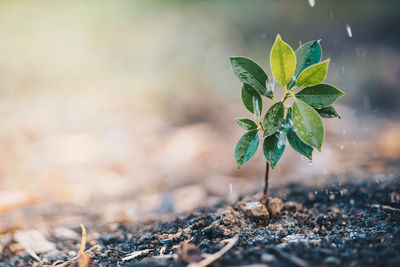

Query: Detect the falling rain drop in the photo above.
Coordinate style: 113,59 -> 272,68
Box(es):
346,24 -> 352,37
308,0 -> 315,7
229,183 -> 233,194
391,192 -> 396,202
308,161 -> 313,166
340,145 -> 344,150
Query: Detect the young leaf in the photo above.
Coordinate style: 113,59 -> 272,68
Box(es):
287,40 -> 322,89
263,129 -> 286,169
241,84 -> 262,115
270,34 -> 296,88
262,102 -> 285,137
294,40 -> 322,77
234,118 -> 258,130
230,57 -> 271,98
295,59 -> 330,88
235,130 -> 259,169
295,84 -> 345,108
292,97 -> 325,151
316,105 -> 341,119
286,108 -> 313,160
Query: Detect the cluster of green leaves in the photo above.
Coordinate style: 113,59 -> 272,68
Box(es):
231,34 -> 344,169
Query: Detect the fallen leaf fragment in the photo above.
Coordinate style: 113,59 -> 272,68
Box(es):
14,229 -> 56,254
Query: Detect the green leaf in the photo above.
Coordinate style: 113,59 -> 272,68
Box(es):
262,102 -> 285,137
270,34 -> 296,88
286,108 -> 313,160
316,105 -> 341,119
235,130 -> 259,169
295,84 -> 345,109
234,118 -> 258,130
295,59 -> 330,88
288,40 -> 322,89
294,40 -> 322,77
241,84 -> 262,115
292,97 -> 325,151
263,129 -> 286,169
230,57 -> 271,98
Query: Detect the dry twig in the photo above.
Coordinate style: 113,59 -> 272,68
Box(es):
188,236 -> 238,267
122,249 -> 153,262
52,245 -> 100,267
78,224 -> 87,255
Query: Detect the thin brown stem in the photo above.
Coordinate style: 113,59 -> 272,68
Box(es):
263,161 -> 270,206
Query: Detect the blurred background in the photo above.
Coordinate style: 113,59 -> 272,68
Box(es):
0,0 -> 399,230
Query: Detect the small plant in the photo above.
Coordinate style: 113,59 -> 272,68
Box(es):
230,34 -> 344,205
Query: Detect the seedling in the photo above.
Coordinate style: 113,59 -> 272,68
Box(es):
230,34 -> 344,205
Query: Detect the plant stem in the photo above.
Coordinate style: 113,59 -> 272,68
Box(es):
263,161 -> 270,206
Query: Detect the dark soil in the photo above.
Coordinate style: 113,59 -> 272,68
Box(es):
1,176 -> 400,267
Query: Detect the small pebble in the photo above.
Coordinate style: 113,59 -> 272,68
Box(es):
324,256 -> 341,265
261,253 -> 276,262
43,250 -> 67,262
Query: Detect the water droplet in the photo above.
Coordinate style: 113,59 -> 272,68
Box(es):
314,191 -> 318,195
299,40 -> 302,47
229,183 -> 233,194
340,145 -> 344,150
308,160 -> 313,166
325,189 -> 328,195
308,0 -> 315,7
277,130 -> 286,149
340,190 -> 344,197
346,24 -> 352,37
391,192 -> 396,202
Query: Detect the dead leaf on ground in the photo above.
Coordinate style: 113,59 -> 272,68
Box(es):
14,229 -> 56,254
